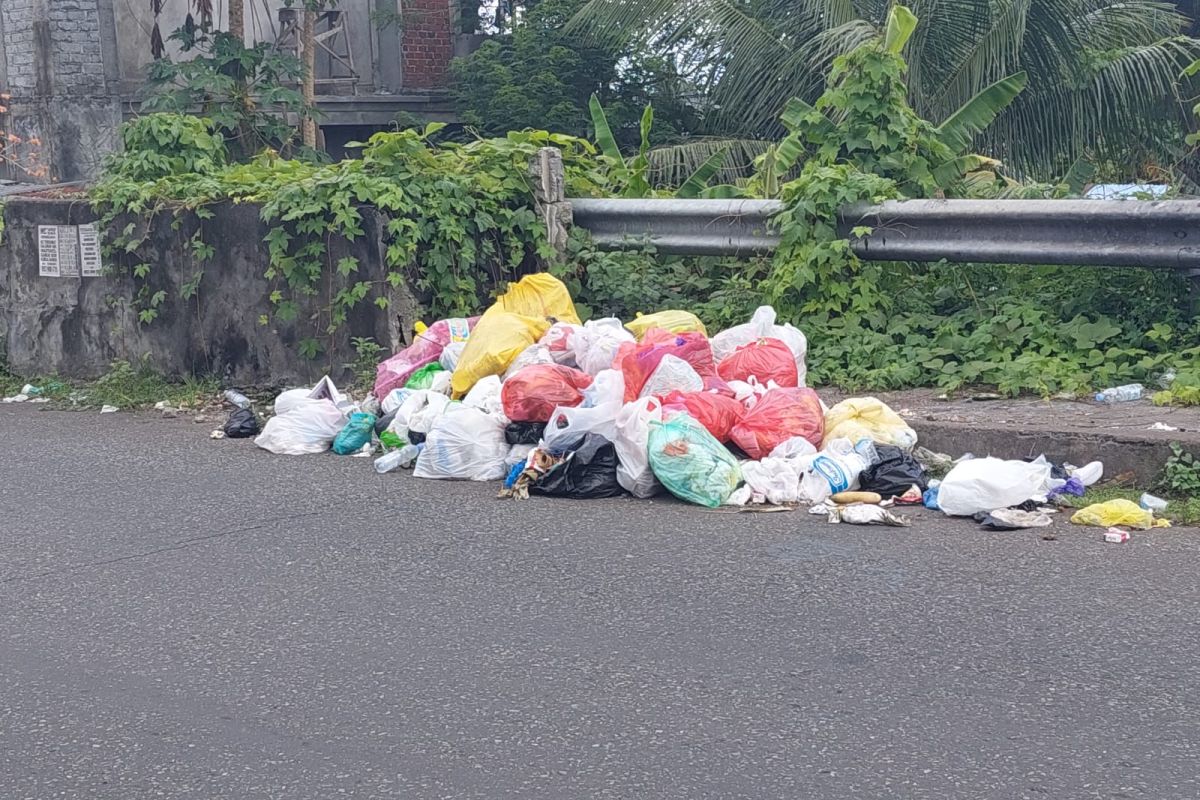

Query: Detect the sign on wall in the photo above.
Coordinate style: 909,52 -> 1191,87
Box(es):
38,224 -> 103,278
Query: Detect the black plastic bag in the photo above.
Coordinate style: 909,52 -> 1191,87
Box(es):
531,433 -> 625,499
374,410 -> 397,436
408,430 -> 427,445
858,445 -> 928,497
505,421 -> 546,445
223,408 -> 260,439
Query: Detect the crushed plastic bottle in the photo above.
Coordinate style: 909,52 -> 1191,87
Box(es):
1139,493 -> 1169,512
1094,384 -> 1144,403
223,389 -> 252,409
374,443 -> 422,474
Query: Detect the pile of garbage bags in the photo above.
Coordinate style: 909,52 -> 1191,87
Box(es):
248,273 -> 1161,528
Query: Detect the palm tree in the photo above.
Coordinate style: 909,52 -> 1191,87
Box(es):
571,0 -> 1200,179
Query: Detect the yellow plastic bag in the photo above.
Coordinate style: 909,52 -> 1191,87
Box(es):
823,397 -> 918,450
625,310 -> 707,340
1070,499 -> 1170,530
449,274 -> 577,397
495,273 -> 581,324
451,311 -> 549,397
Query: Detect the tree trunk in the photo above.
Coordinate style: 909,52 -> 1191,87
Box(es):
228,0 -> 245,41
301,8 -> 317,148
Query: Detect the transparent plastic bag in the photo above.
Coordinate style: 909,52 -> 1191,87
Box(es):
938,457 -> 1052,516
648,415 -> 742,508
614,397 -> 663,498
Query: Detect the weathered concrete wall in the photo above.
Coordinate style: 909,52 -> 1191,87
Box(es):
0,197 -> 416,387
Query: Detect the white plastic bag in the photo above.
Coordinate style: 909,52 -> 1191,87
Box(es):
439,341 -> 467,372
938,457 -> 1053,516
255,398 -> 347,455
712,306 -> 808,386
742,458 -> 801,504
381,388 -> 415,417
503,343 -> 557,380
273,375 -> 345,417
639,354 -> 703,398
543,400 -> 621,453
581,369 -> 625,408
613,397 -> 663,498
408,393 -> 453,435
540,322 -> 583,367
770,436 -> 818,462
574,318 -> 636,376
462,375 -> 503,415
414,407 -> 510,481
427,369 -> 452,396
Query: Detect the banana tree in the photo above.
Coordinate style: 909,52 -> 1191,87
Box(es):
588,95 -> 727,198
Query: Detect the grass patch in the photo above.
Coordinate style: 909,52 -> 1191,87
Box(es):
4,359 -> 219,411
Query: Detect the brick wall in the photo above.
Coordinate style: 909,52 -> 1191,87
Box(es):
0,0 -> 120,182
1,0 -> 109,98
401,0 -> 453,90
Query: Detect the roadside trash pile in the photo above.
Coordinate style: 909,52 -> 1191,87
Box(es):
222,273 -> 1168,534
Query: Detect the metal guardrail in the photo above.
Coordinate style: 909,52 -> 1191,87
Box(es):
569,197 -> 1200,270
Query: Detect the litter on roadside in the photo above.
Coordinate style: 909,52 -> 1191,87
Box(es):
209,272 -> 1169,537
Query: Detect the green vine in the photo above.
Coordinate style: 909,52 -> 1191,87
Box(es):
91,114 -> 603,353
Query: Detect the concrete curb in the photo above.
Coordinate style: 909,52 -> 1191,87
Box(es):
912,420 -> 1197,485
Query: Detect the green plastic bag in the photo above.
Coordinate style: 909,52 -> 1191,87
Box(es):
648,415 -> 742,507
405,362 -> 447,390
379,430 -> 406,451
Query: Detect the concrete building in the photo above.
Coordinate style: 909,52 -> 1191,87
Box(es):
0,0 -> 459,182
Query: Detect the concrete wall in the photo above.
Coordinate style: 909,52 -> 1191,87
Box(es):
0,197 -> 418,387
0,0 -> 456,183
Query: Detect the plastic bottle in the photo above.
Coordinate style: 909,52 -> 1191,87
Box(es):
1094,384 -> 1144,403
375,443 -> 422,474
1139,492 -> 1169,512
1071,461 -> 1104,487
223,389 -> 252,409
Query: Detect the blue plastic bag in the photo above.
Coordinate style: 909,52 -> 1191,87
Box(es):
647,415 -> 742,507
333,412 -> 377,455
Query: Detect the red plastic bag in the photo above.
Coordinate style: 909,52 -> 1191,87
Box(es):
717,338 -> 799,387
730,388 -> 824,459
618,331 -> 717,402
501,365 -> 594,422
660,391 -> 746,443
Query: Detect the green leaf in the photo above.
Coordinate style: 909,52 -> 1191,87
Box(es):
935,72 -> 1028,154
675,147 -> 729,199
883,5 -> 918,55
588,94 -> 623,165
336,256 -> 359,277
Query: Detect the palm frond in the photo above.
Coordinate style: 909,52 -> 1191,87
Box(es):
646,138 -> 774,187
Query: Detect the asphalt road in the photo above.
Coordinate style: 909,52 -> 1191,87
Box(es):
2,405 -> 1199,800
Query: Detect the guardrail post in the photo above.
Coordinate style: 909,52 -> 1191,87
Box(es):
529,148 -> 572,266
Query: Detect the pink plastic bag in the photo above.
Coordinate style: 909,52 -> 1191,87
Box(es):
373,318 -> 477,399
730,388 -> 824,459
617,330 -> 716,402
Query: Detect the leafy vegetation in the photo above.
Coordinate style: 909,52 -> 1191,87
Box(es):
572,0 -> 1200,182
87,5 -> 1199,398
1161,442 -> 1200,495
143,15 -> 309,160
451,0 -> 699,151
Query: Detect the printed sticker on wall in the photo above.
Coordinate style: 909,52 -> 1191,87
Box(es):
37,224 -> 102,278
